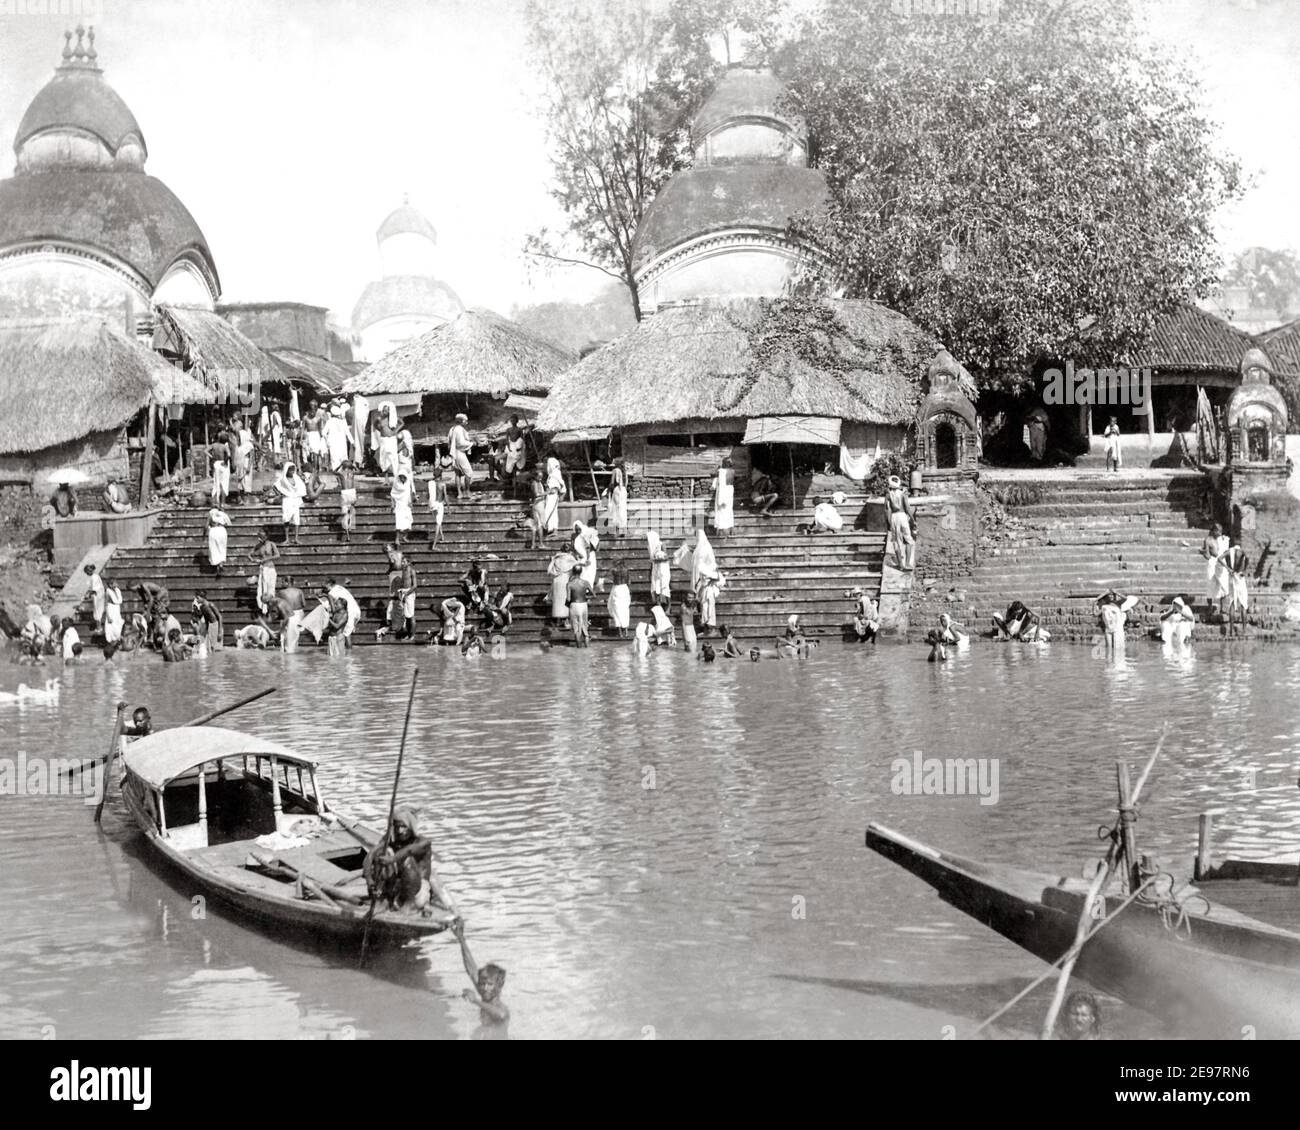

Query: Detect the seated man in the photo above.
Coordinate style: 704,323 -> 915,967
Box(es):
102,477 -> 131,514
750,472 -> 780,517
364,809 -> 453,917
49,482 -> 78,518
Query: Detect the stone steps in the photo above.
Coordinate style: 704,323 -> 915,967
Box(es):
68,496 -> 888,646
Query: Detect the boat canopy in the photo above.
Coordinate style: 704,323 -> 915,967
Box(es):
122,726 -> 318,790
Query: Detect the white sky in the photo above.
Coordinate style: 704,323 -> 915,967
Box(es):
0,0 -> 1295,323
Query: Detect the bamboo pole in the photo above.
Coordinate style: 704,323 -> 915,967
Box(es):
139,399 -> 156,505
1196,813 -> 1214,881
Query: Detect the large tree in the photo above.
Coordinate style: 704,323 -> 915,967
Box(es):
525,0 -> 782,320
1224,247 -> 1300,318
779,0 -> 1244,386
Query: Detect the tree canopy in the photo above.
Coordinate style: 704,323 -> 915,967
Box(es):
779,0 -> 1243,387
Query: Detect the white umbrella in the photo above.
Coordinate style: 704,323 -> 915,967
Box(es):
45,468 -> 93,485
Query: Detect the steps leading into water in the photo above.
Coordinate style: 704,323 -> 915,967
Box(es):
64,485 -> 886,645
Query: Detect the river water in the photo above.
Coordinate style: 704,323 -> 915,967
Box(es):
2,639 -> 1298,1040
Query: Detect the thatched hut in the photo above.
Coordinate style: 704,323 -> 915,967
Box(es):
341,307 -> 575,445
154,304 -> 273,409
535,297 -> 940,496
0,318 -> 194,494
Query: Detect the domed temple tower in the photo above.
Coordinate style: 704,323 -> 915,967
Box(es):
632,63 -> 830,315
351,198 -> 463,361
0,25 -> 221,317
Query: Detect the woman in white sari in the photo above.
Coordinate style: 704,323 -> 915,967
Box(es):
237,422 -> 256,493
274,462 -> 307,544
692,528 -> 724,633
391,471 -> 414,546
207,506 -> 231,575
712,458 -> 735,537
544,454 -> 565,534
210,442 -> 231,508
270,407 -> 284,459
102,578 -> 123,644
573,520 -> 600,586
645,530 -> 671,602
547,544 -> 578,624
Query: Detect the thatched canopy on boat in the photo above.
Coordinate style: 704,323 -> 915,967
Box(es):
0,318 -> 195,455
536,298 -> 938,432
123,726 -> 316,790
154,304 -> 274,401
342,308 -> 576,398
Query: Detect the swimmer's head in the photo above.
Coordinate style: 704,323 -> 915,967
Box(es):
749,648 -> 760,661
478,963 -> 506,1001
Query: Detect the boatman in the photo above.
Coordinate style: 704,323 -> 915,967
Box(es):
364,809 -> 454,917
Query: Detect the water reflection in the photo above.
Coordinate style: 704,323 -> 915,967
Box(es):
1,639 -> 1297,1038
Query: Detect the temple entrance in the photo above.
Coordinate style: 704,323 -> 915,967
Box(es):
1247,424 -> 1269,462
934,422 -> 958,469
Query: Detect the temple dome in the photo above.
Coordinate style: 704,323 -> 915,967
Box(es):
692,65 -> 805,151
15,27 -> 146,172
377,203 -> 438,246
632,164 -> 829,274
351,275 -> 463,332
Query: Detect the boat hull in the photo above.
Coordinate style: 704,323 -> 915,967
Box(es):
867,823 -> 1300,1038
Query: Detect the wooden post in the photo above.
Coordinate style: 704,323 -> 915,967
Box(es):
1116,761 -> 1138,892
196,761 -> 208,844
269,754 -> 283,830
157,790 -> 168,837
1196,812 -> 1214,881
139,399 -> 156,505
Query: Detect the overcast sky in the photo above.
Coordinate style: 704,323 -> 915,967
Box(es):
0,0 -> 1295,324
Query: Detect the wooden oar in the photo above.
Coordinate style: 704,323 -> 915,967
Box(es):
359,667 -> 419,966
67,686 -> 279,779
243,851 -> 350,908
92,702 -> 128,825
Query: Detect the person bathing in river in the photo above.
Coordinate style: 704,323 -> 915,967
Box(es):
191,591 -> 223,651
452,919 -> 508,1024
566,564 -> 594,647
847,587 -> 880,643
461,560 -> 490,612
937,612 -> 968,650
1219,540 -> 1250,637
992,600 -> 1032,641
604,560 -> 631,638
1096,590 -> 1138,650
1202,522 -> 1230,619
720,624 -> 743,658
679,591 -> 699,652
1158,596 -> 1195,647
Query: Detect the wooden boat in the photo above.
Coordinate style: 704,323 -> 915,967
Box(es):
119,726 -> 456,946
866,821 -> 1300,1037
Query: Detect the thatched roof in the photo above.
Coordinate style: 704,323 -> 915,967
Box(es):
265,348 -> 348,395
0,319 -> 180,454
342,308 -> 577,398
536,298 -> 937,432
154,304 -> 274,401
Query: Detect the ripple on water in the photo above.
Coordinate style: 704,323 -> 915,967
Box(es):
1,640 -> 1297,1038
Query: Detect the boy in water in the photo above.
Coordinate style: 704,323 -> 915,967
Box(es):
452,920 -> 509,1024
123,706 -> 153,737
719,625 -> 743,658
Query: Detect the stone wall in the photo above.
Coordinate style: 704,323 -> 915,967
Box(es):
1224,466 -> 1300,593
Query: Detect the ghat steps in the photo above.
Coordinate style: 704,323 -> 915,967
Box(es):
925,471 -> 1286,638
66,485 -> 886,645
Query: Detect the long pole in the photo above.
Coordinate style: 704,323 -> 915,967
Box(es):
360,667 -> 419,965
93,702 -> 129,824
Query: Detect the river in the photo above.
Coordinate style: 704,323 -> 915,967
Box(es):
2,638 -> 1298,1040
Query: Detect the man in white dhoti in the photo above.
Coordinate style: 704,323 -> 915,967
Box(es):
646,530 -> 671,602
1219,542 -> 1249,637
351,395 -> 369,470
377,402 -> 399,475
428,468 -> 447,548
323,410 -> 351,472
573,520 -> 600,586
210,442 -> 231,508
449,413 -> 474,500
884,476 -> 914,570
102,578 -> 123,645
396,419 -> 415,478
83,564 -> 106,634
274,463 -> 306,544
1202,522 -> 1230,618
207,506 -> 231,575
605,560 -> 631,637
302,400 -> 326,471
391,471 -> 414,546
504,415 -> 528,487
237,421 -> 256,493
